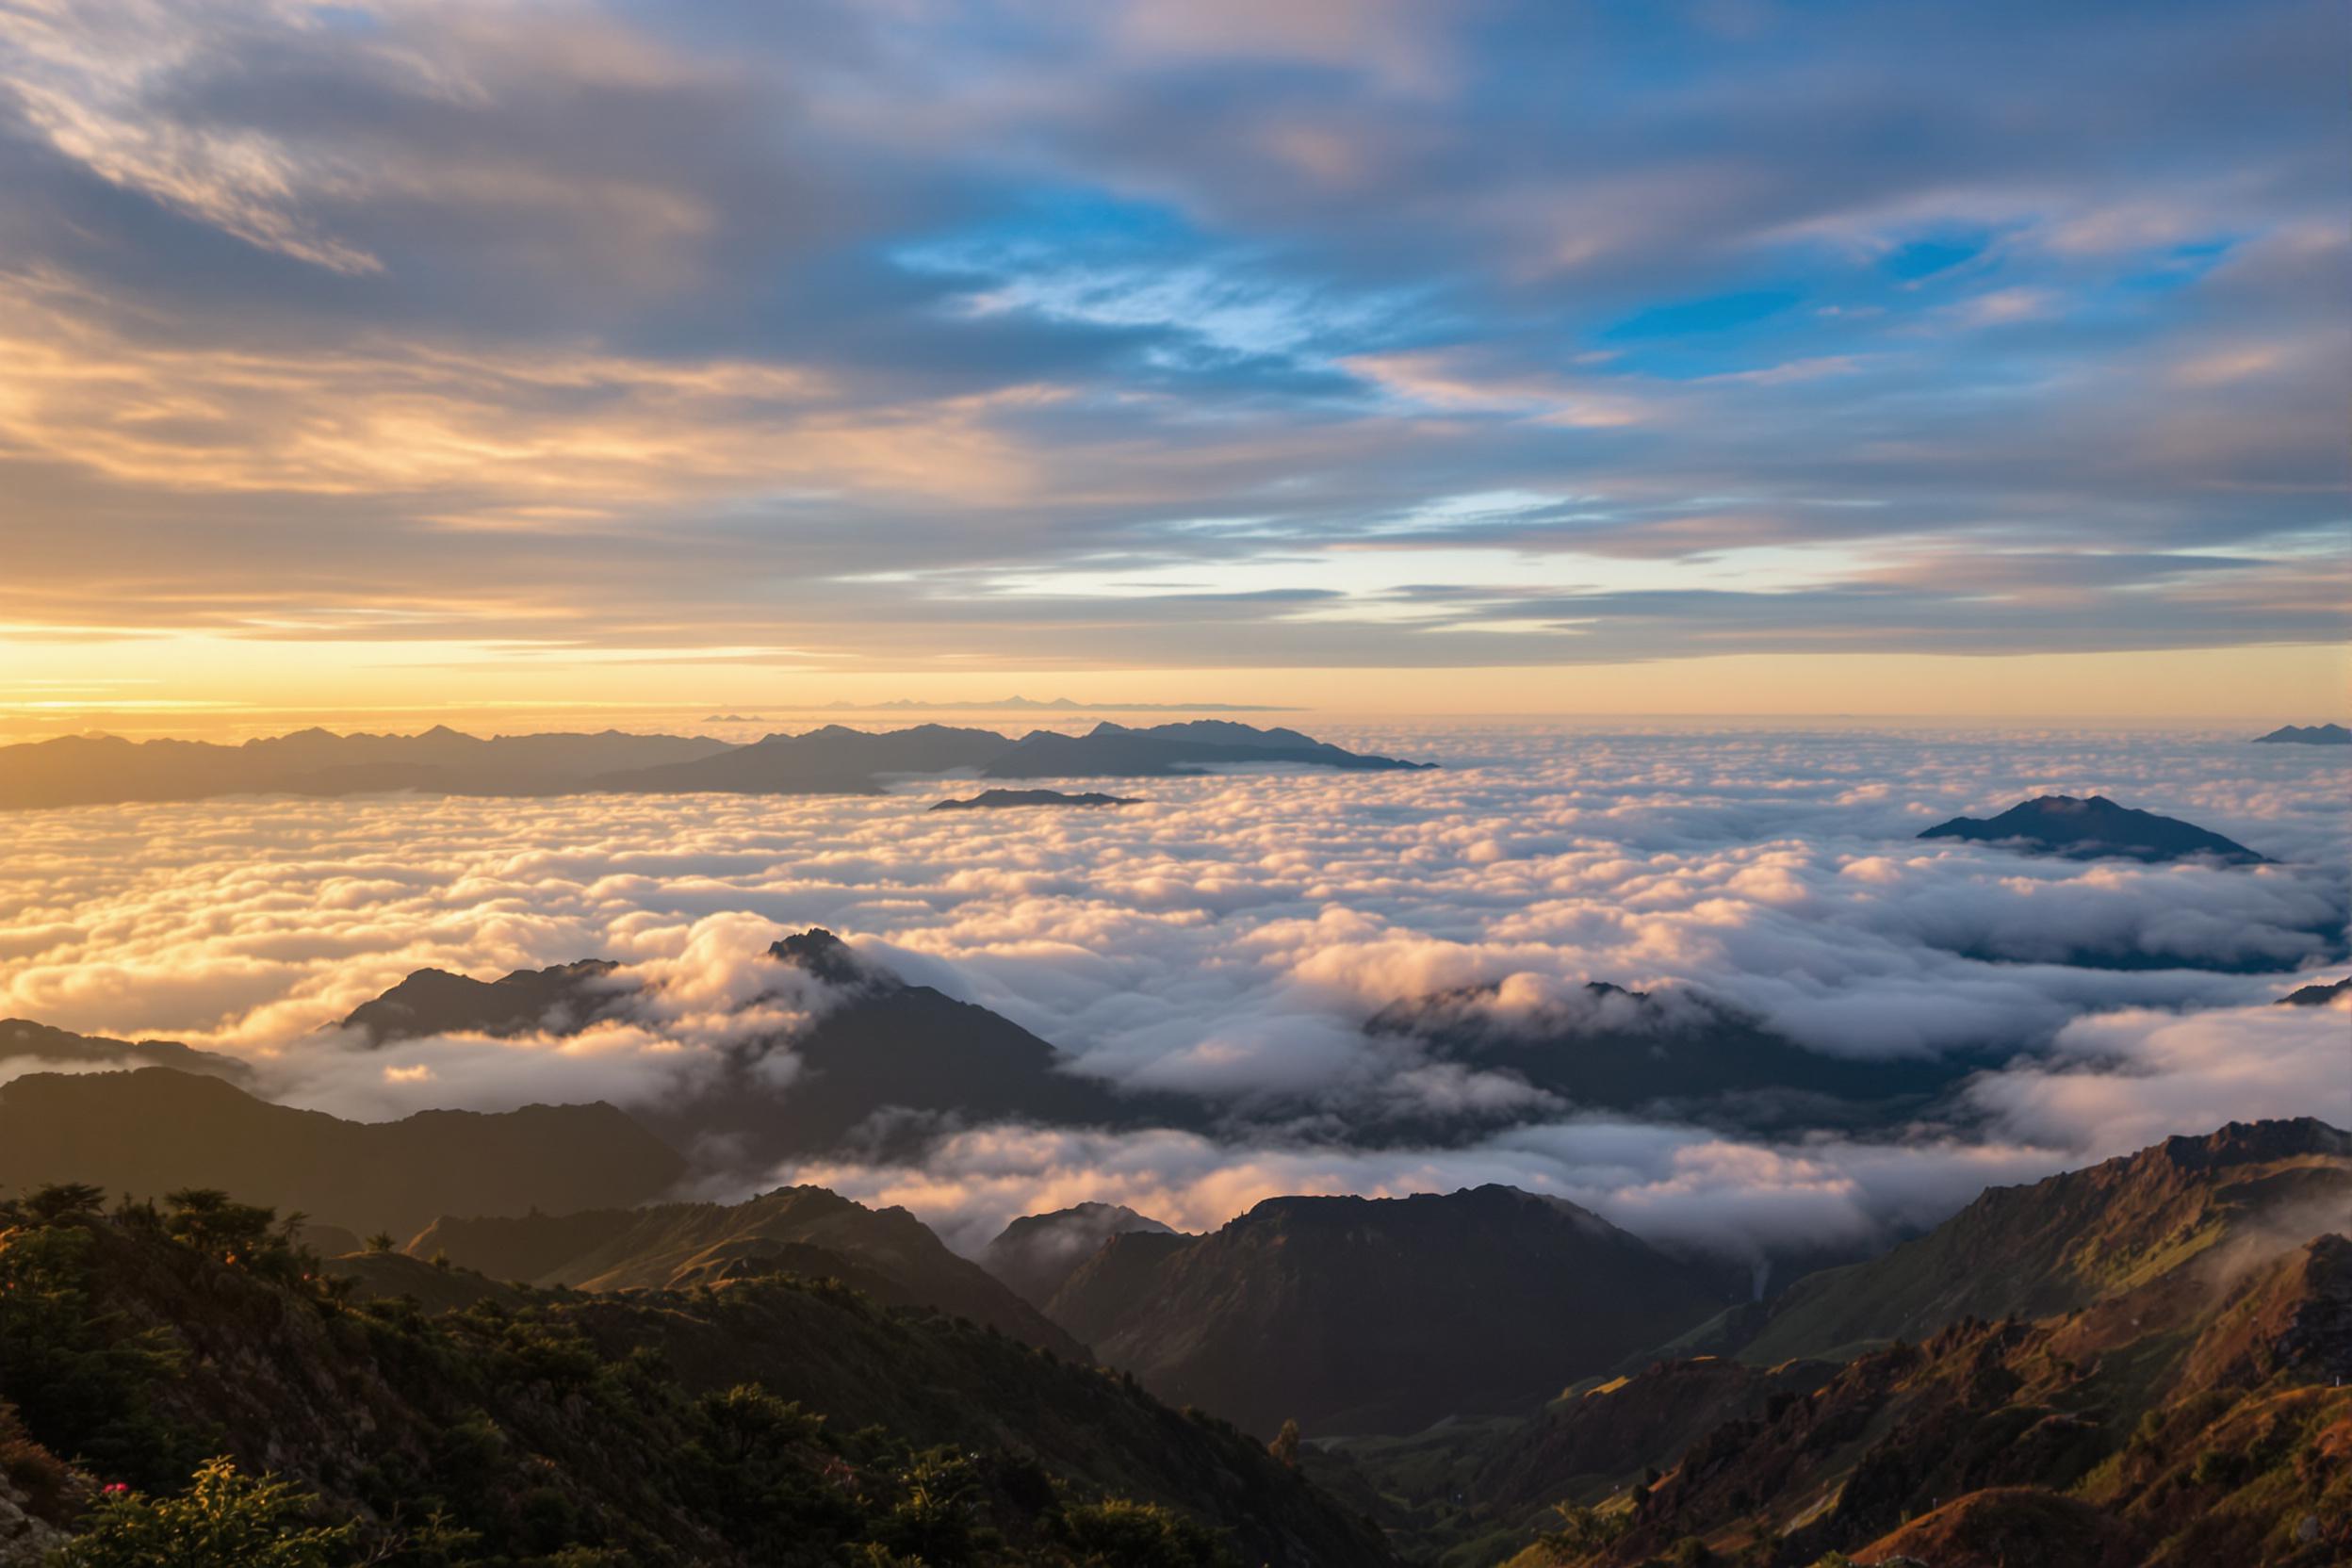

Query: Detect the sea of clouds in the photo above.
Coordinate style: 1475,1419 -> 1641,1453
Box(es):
1,722 -> 2344,1259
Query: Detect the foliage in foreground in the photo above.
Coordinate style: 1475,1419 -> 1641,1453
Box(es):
0,1184 -> 1291,1567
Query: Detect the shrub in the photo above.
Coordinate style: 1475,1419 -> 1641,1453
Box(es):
46,1457 -> 356,1568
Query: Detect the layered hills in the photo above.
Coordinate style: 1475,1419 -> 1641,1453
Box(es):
407,1184 -> 1085,1357
1032,1185 -> 1734,1437
2254,723 -> 2352,745
0,720 -> 1432,809
0,1018 -> 250,1083
1919,793 -> 2268,863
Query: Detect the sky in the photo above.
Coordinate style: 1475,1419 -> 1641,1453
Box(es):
3,723 -> 2345,1254
0,0 -> 2346,722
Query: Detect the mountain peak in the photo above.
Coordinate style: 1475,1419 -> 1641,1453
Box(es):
1918,793 -> 2267,863
765,927 -> 875,987
2254,722 -> 2351,745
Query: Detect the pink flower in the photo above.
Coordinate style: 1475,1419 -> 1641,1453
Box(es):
101,1483 -> 129,1496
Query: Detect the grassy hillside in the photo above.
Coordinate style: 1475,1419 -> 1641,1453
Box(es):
1739,1118 -> 2351,1365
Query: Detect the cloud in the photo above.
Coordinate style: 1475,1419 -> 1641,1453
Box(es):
0,0 -> 2343,672
1966,997 -> 2352,1153
0,724 -> 2343,1260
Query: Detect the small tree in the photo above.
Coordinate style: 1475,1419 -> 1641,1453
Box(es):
1268,1418 -> 1301,1469
23,1184 -> 106,1224
365,1232 -> 398,1254
46,1457 -> 357,1567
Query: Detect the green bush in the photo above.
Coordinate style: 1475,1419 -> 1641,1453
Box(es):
46,1457 -> 356,1568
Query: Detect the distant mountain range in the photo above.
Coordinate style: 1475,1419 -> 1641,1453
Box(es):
2281,975 -> 2350,1005
0,726 -> 727,810
820,696 -> 1295,712
1919,793 -> 2268,864
2254,722 -> 2351,745
0,719 -> 1430,808
979,720 -> 1434,779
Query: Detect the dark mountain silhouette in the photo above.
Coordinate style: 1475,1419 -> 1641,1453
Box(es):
340,929 -> 1184,1166
2280,975 -> 2350,1005
1040,1184 -> 1730,1436
1918,793 -> 2267,863
2,719 -> 1434,808
2254,722 -> 2352,745
929,789 -> 1142,810
0,727 -> 727,809
595,723 -> 1009,794
1739,1118 -> 2352,1364
0,1203 -> 1392,1565
1366,981 -> 1978,1135
981,720 -> 1435,778
408,1185 -> 1085,1357
0,1018 -> 251,1083
980,1202 -> 1179,1307
0,1067 -> 683,1235
336,958 -> 627,1043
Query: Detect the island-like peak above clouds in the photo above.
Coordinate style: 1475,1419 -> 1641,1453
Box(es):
1919,793 -> 2269,864
2254,723 -> 2352,745
929,789 -> 1142,811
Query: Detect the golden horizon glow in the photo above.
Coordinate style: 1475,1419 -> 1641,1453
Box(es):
1,632 -> 2343,742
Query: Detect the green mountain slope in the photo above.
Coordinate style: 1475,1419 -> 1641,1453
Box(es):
1739,1118 -> 2351,1365
0,1196 -> 1393,1566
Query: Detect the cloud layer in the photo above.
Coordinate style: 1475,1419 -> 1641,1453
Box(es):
1,724 -> 2343,1254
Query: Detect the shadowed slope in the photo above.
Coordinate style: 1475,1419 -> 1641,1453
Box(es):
0,1067 -> 683,1235
1046,1184 -> 1730,1437
409,1185 -> 1086,1358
